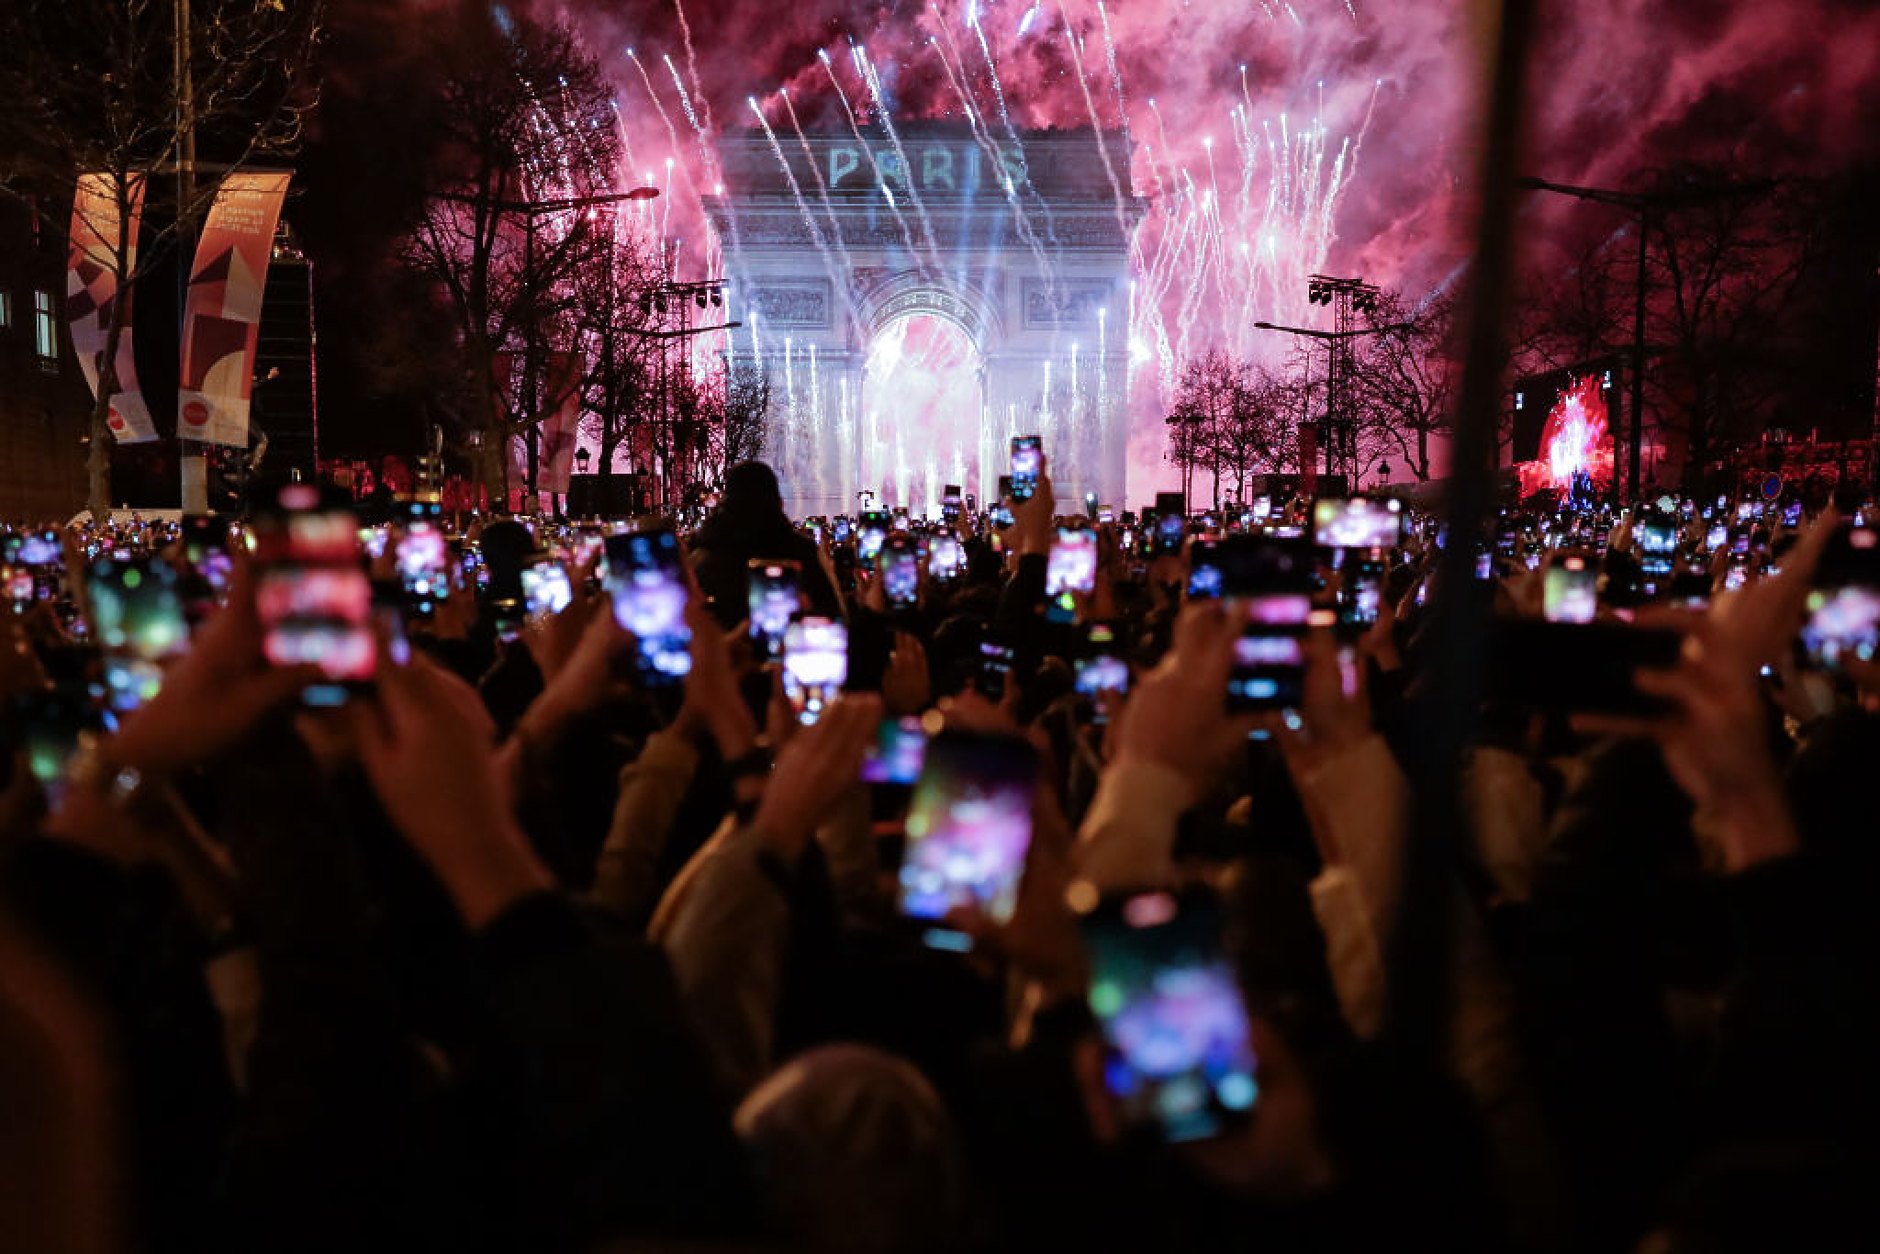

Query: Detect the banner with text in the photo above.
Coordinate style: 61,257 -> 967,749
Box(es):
66,172 -> 158,443
178,169 -> 291,447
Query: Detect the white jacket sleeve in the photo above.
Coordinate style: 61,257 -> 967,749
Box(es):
590,727 -> 701,919
1071,760 -> 1196,892
648,818 -> 788,1099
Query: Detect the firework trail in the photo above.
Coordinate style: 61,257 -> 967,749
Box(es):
922,24 -> 1057,298
966,5 -> 1063,254
1053,1 -> 1132,242
668,0 -> 719,153
664,52 -> 745,279
745,96 -> 858,324
817,47 -> 927,272
851,44 -> 946,269
778,87 -> 854,263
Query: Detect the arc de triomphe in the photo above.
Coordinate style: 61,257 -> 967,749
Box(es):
704,121 -> 1142,518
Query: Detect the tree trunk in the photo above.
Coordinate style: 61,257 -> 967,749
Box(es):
464,335 -> 509,509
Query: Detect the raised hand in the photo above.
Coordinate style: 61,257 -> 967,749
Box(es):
1010,456 -> 1057,557
1711,507 -> 1838,669
521,573 -> 602,685
676,598 -> 756,758
1629,617 -> 1799,872
350,651 -> 553,927
104,559 -> 320,782
1110,602 -> 1253,796
749,692 -> 882,860
881,630 -> 931,717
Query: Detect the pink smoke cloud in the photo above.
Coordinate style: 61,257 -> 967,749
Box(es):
518,0 -> 1879,499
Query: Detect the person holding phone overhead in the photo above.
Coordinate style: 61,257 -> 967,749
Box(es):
689,460 -> 842,628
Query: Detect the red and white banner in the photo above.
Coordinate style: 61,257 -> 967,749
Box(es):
537,351 -> 585,495
178,169 -> 291,447
67,172 -> 158,443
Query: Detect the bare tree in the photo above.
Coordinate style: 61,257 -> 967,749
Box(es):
1165,350 -> 1292,506
570,226 -> 662,494
1166,350 -> 1238,508
1509,167 -> 1815,486
1348,288 -> 1461,482
716,361 -> 773,475
399,0 -> 621,504
0,0 -> 323,520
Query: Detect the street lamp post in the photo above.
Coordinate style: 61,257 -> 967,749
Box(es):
632,277 -> 738,510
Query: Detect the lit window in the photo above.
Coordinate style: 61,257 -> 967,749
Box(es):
0,289 -> 12,328
33,289 -> 56,359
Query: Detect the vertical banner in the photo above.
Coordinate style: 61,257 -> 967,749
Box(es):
536,351 -> 584,495
66,172 -> 158,443
178,169 -> 291,447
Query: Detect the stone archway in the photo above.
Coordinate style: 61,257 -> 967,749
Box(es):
708,120 -> 1142,518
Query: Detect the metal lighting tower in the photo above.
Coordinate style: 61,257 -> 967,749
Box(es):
1305,275 -> 1380,482
635,258 -> 738,511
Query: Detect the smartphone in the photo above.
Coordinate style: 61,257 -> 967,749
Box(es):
1045,525 -> 1097,624
1081,888 -> 1260,1143
861,715 -> 928,786
252,487 -> 375,705
1543,554 -> 1598,623
1075,621 -> 1130,722
898,730 -> 1038,939
782,616 -> 848,725
1312,496 -> 1402,550
1635,515 -> 1678,577
603,527 -> 692,684
4,565 -> 33,611
9,689 -> 103,808
1047,525 -> 1098,596
927,534 -> 964,583
942,485 -> 963,520
975,637 -> 1014,700
1800,524 -> 1880,670
879,534 -> 921,609
1153,509 -> 1186,558
858,510 -> 891,563
13,528 -> 62,568
181,515 -> 233,610
1669,570 -> 1712,609
1219,535 -> 1314,713
1186,538 -> 1224,600
85,557 -> 189,713
1483,620 -> 1683,714
520,558 -> 574,625
747,559 -> 802,663
833,516 -> 853,545
1340,557 -> 1386,629
394,521 -> 450,619
1010,435 -> 1043,502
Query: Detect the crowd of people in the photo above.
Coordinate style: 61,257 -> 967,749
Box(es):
1,453 -> 1875,1254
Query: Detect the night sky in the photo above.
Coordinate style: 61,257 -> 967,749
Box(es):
294,0 -> 1880,470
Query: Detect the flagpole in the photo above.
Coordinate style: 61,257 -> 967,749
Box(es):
176,0 -> 208,513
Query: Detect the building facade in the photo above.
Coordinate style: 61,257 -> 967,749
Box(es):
0,195 -> 88,519
706,121 -> 1142,517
